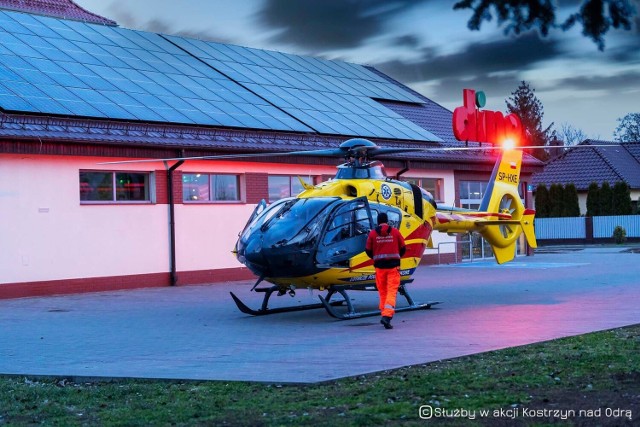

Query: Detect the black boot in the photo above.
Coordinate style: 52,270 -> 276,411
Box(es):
380,316 -> 393,329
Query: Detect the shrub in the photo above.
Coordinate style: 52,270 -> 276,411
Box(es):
534,184 -> 550,218
613,226 -> 627,244
563,184 -> 580,217
586,182 -> 600,216
600,182 -> 613,215
612,182 -> 632,215
549,183 -> 564,217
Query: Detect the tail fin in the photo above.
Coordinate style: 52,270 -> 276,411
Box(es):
477,149 -> 537,264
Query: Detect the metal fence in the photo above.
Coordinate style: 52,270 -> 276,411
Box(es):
534,217 -> 586,239
534,215 -> 640,240
593,215 -> 640,238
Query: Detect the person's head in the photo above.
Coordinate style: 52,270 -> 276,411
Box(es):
377,212 -> 388,225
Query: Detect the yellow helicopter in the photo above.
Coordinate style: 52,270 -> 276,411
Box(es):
230,137 -> 537,319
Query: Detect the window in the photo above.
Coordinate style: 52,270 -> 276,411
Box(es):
459,180 -> 489,209
80,171 -> 151,203
182,173 -> 240,202
268,175 -> 313,202
404,177 -> 443,201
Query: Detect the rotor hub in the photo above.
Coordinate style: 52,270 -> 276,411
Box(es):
339,138 -> 378,161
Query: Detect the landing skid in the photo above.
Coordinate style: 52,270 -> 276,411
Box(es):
229,285 -> 348,316
230,282 -> 440,319
319,284 -> 440,320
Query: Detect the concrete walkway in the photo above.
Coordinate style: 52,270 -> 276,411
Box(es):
1,244 -> 638,384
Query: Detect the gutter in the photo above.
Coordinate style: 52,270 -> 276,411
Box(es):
164,160 -> 184,286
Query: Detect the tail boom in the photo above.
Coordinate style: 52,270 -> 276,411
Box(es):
435,149 -> 537,264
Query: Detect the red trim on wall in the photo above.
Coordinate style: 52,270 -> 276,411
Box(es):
176,267 -> 255,285
0,267 -> 257,300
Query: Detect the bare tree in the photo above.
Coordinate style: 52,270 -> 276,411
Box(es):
557,122 -> 588,146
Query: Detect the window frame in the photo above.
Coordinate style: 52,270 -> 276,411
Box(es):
403,177 -> 444,202
182,172 -> 243,203
79,170 -> 154,204
459,180 -> 489,210
268,175 -> 314,203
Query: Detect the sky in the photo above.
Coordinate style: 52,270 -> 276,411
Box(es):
72,0 -> 640,141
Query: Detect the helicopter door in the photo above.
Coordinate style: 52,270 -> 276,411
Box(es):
316,197 -> 373,267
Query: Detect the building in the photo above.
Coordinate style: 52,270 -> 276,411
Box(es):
0,1 -> 543,299
532,140 -> 640,214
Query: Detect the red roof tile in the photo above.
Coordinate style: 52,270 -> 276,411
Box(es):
0,0 -> 116,25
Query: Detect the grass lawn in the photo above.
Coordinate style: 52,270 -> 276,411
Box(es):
1,325 -> 638,426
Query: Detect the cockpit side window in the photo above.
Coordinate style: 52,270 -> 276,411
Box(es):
371,205 -> 401,229
322,199 -> 371,245
323,208 -> 353,245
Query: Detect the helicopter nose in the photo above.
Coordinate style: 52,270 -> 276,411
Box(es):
242,236 -> 269,275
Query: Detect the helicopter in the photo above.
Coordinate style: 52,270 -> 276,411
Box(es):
229,137 -> 537,319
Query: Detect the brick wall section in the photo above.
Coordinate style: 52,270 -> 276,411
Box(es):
0,273 -> 171,299
155,170 -> 183,205
245,173 -> 268,203
155,170 -> 168,204
0,267 -> 257,299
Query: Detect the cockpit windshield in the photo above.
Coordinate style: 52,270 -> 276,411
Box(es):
240,197 -> 339,247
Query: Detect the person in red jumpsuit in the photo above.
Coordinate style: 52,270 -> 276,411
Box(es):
365,212 -> 406,329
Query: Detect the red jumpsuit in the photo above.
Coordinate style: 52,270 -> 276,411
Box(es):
365,224 -> 406,318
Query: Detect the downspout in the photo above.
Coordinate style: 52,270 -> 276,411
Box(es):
164,160 -> 184,286
396,160 -> 410,179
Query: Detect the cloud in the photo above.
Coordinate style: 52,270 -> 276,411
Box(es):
255,0 -> 423,51
427,74 -> 524,105
106,4 -> 234,44
392,34 -> 422,49
554,71 -> 640,92
375,33 -> 563,84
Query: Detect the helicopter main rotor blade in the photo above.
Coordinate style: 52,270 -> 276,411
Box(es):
97,148 -> 346,165
98,143 -> 618,165
369,147 -> 426,157
412,144 -> 619,151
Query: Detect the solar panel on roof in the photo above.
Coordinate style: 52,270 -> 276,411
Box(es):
0,10 -> 311,132
165,35 -> 440,141
0,9 -> 442,141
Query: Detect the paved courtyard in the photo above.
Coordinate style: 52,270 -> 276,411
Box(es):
1,244 -> 638,384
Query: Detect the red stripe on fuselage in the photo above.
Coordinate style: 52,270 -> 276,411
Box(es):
436,212 -> 512,222
405,222 -> 432,241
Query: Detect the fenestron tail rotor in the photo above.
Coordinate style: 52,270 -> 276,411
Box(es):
498,194 -> 517,239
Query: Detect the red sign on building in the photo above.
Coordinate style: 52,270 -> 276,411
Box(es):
453,89 -> 527,146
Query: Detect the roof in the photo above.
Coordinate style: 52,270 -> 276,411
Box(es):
0,8 -> 439,143
0,0 -> 116,25
0,7 -> 544,169
532,140 -> 640,190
